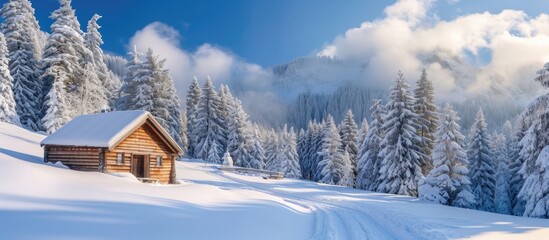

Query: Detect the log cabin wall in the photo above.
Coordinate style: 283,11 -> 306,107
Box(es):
45,146 -> 101,171
105,121 -> 174,184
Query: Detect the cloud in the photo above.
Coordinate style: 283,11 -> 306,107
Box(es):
318,0 -> 549,102
129,22 -> 273,96
129,22 -> 278,122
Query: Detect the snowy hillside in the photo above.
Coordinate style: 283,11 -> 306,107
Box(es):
1,122 -> 549,240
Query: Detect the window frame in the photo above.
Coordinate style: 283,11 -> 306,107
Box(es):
156,155 -> 163,166
116,153 -> 124,165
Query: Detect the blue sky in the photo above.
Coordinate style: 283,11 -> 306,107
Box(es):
29,0 -> 549,67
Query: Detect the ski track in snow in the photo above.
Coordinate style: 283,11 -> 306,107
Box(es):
208,166 -> 439,240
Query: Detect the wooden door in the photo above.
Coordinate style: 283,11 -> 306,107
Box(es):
132,155 -> 145,178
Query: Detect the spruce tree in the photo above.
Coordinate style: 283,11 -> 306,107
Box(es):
418,104 -> 475,208
356,100 -> 385,191
1,0 -> 42,130
509,117 -> 527,216
186,77 -> 202,157
84,14 -> 120,107
377,72 -> 424,197
180,113 -> 188,155
519,146 -> 549,218
42,74 -> 70,134
194,77 -> 226,161
414,68 -> 438,175
468,108 -> 496,212
0,33 -> 19,125
271,126 -> 301,178
41,0 -> 95,129
340,109 -> 358,185
116,46 -> 141,111
318,115 -> 353,186
493,132 -> 512,215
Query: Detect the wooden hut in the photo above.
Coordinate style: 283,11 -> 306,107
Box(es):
41,110 -> 183,184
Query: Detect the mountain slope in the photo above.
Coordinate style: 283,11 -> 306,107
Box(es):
1,122 -> 548,239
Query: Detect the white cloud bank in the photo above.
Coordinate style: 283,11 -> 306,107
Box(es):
318,0 -> 549,101
128,0 -> 549,118
129,22 -> 273,101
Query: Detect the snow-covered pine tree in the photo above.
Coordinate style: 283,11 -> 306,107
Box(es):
418,104 -> 475,208
194,77 -> 226,161
264,129 -> 279,171
42,72 -> 71,134
516,110 -> 549,217
493,132 -> 512,215
509,116 -> 528,216
186,77 -> 201,157
41,0 -> 98,129
310,121 -> 325,182
467,108 -> 496,212
1,0 -> 42,130
84,14 -> 120,108
116,46 -> 141,111
340,109 -> 358,185
270,126 -> 301,178
179,113 -> 188,154
216,84 -> 233,152
535,62 -> 549,88
147,49 -> 183,146
356,100 -> 385,191
207,141 -> 221,164
413,68 -> 438,175
297,128 -> 307,177
519,146 -> 549,218
247,126 -> 266,169
377,72 -> 424,197
300,121 -> 316,180
0,33 -> 19,125
357,119 -> 369,148
318,115 -> 353,186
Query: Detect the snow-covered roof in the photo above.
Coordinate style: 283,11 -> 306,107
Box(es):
41,110 -> 183,154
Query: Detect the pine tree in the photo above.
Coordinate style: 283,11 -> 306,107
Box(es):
493,131 -> 512,215
377,72 -> 424,197
42,73 -> 70,134
318,115 -> 353,186
418,104 -> 475,208
297,128 -> 307,177
340,109 -> 358,185
186,77 -> 202,157
41,0 -> 97,130
1,0 -> 42,130
310,121 -> 325,181
180,113 -> 189,154
147,49 -> 183,146
0,33 -> 19,125
357,119 -> 369,148
356,100 -> 385,191
509,117 -> 528,216
264,129 -> 279,171
270,126 -> 301,178
468,108 -> 496,212
84,14 -> 120,107
116,46 -> 141,111
414,68 -> 438,175
194,77 -> 226,161
519,146 -> 549,218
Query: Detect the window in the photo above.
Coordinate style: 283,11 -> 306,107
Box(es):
156,156 -> 163,166
116,153 -> 124,165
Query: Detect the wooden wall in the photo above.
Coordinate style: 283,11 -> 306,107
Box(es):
45,146 -> 100,171
105,122 -> 175,184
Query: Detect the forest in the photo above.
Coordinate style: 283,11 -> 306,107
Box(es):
2,0 -> 549,219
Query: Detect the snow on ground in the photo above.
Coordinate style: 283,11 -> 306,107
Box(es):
1,122 -> 549,239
